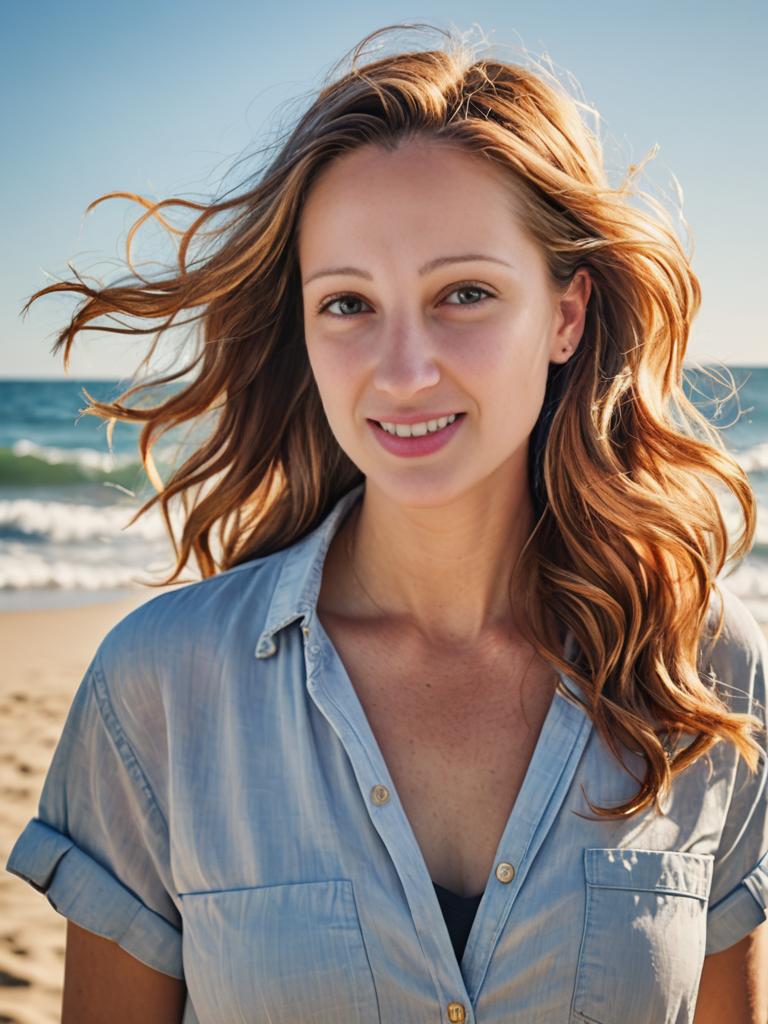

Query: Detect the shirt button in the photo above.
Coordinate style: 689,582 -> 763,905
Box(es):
370,784 -> 390,805
447,1002 -> 466,1022
495,861 -> 515,884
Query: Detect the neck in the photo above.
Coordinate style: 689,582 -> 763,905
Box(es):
332,470 -> 538,647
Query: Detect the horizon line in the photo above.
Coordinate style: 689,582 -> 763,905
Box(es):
3,362 -> 768,383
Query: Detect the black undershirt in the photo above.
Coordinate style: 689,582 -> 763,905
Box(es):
432,881 -> 484,964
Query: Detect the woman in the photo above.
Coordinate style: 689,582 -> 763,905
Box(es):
6,23 -> 767,1024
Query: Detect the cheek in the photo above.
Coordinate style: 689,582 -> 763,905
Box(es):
447,304 -> 543,367
459,331 -> 548,435
442,326 -> 524,395
306,340 -> 350,396
305,341 -> 364,435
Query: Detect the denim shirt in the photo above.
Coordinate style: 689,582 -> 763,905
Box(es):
6,482 -> 768,1024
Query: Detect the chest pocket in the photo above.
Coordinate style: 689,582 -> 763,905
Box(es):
180,879 -> 381,1024
570,848 -> 713,1024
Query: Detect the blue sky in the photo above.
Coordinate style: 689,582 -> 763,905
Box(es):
2,0 -> 765,378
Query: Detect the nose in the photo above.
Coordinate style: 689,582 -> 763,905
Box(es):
371,325 -> 441,399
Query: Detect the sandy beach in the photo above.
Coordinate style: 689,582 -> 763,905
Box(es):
0,591 -> 170,1024
2,595 -> 768,1023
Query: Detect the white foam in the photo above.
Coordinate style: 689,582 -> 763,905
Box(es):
734,442 -> 768,474
0,498 -> 171,542
718,563 -> 768,623
11,438 -> 137,472
0,549 -> 167,590
717,491 -> 768,547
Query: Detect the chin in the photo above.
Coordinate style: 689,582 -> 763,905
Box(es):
362,464 -> 489,511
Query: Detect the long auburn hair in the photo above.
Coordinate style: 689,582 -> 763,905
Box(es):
25,23 -> 764,819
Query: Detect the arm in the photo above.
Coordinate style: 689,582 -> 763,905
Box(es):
693,919 -> 768,1024
62,920 -> 187,1024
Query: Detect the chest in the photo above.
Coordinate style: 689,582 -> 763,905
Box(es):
318,616 -> 559,897
172,631 -> 715,1024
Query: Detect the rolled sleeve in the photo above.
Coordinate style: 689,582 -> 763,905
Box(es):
704,586 -> 768,956
705,848 -> 768,955
4,645 -> 183,979
6,818 -> 183,978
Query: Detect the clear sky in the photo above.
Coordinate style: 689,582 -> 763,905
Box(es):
2,0 -> 765,378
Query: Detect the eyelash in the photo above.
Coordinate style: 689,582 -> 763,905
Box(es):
315,282 -> 496,318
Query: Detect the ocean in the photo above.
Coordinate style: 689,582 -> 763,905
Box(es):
1,373 -> 767,619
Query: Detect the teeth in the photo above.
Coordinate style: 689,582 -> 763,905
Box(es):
379,413 -> 458,437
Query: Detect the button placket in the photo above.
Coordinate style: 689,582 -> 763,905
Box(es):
457,699 -> 593,1009
307,620 -> 476,1020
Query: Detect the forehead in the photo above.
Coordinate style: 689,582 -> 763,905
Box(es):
297,138 -> 534,265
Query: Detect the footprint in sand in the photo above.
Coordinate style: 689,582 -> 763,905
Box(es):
0,967 -> 30,987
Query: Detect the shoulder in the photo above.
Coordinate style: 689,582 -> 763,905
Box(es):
101,553 -> 281,664
701,582 -> 768,719
706,581 -> 767,657
90,550 -> 287,723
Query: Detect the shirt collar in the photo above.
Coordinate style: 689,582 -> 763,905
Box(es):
254,481 -> 579,689
255,482 -> 365,658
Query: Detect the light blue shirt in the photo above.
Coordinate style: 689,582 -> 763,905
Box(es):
6,482 -> 768,1023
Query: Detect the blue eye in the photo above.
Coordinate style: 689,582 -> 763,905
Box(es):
316,283 -> 494,318
319,294 -> 371,317
443,284 -> 494,307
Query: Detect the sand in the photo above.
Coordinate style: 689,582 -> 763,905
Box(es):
0,591 -> 171,1024
2,594 -> 767,1024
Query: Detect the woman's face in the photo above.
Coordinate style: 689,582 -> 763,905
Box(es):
298,136 -> 590,509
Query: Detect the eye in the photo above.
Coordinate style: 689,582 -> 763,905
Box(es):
316,294 -> 372,317
315,282 -> 495,318
442,284 -> 495,307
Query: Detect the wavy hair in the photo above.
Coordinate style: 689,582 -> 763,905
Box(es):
24,23 -> 764,819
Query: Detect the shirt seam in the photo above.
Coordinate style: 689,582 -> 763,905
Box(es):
348,880 -> 382,1022
89,649 -> 171,839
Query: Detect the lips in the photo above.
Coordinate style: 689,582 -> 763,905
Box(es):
367,412 -> 466,458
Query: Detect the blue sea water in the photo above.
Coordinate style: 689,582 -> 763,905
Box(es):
1,372 -> 767,617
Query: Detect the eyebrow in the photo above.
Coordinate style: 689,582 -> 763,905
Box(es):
302,254 -> 514,286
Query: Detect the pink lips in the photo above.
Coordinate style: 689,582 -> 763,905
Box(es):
367,413 -> 466,458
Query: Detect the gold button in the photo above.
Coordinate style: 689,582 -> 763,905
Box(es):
447,1002 -> 466,1022
370,784 -> 390,805
495,861 -> 515,884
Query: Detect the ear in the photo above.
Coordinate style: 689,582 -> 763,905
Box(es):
549,268 -> 592,364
